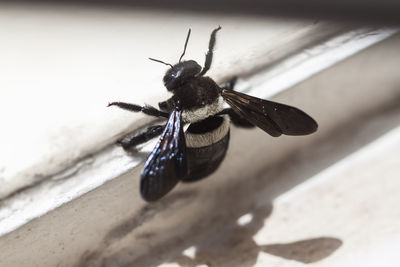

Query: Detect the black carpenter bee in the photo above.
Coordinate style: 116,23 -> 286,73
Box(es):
108,27 -> 318,202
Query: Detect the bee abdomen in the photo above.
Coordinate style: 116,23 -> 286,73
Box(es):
182,115 -> 230,182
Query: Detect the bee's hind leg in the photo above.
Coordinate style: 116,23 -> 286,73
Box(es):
221,77 -> 237,91
217,108 -> 254,128
118,124 -> 165,150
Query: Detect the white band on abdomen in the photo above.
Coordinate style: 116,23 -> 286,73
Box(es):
182,97 -> 224,123
185,115 -> 230,148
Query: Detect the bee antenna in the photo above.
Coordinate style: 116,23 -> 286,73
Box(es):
179,28 -> 191,63
149,58 -> 173,68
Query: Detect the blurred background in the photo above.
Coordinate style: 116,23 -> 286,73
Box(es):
0,2 -> 399,267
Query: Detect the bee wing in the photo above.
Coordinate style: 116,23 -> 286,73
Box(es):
140,109 -> 188,202
221,89 -> 318,136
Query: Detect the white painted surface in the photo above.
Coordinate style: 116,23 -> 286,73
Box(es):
253,127 -> 400,267
0,22 -> 394,238
0,3 -> 347,199
0,30 -> 399,266
0,3 -> 399,267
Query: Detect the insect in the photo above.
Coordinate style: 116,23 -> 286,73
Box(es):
108,27 -> 318,202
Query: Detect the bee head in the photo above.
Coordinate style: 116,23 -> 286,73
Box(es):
149,29 -> 203,92
162,60 -> 201,91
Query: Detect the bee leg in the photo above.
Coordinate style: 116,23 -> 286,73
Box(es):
217,108 -> 255,128
199,26 -> 221,76
221,77 -> 238,91
118,124 -> 165,150
108,102 -> 169,118
158,100 -> 173,112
